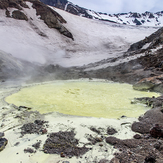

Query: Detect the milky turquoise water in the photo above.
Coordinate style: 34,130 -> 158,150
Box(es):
5,81 -> 159,118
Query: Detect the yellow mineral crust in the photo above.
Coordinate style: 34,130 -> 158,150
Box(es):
5,81 -> 159,118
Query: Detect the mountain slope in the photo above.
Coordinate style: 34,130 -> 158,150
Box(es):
0,6 -> 158,67
0,0 -> 73,39
0,0 -> 162,85
40,0 -> 163,27
86,11 -> 163,27
0,1 -> 158,68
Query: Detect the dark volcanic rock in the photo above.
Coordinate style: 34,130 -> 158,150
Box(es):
131,12 -> 141,18
40,0 -> 67,10
106,136 -> 121,146
40,0 -> 92,19
106,136 -> 140,148
8,0 -> 22,10
40,0 -> 163,26
20,120 -> 48,135
0,0 -> 73,39
107,127 -> 117,135
32,141 -> 41,149
138,47 -> 163,73
133,75 -> 163,92
87,134 -> 103,145
0,138 -> 8,152
128,27 -> 163,52
24,147 -> 36,153
132,106 -> 163,134
133,96 -> 163,108
106,135 -> 163,163
0,0 -> 8,9
89,127 -> 101,134
133,18 -> 142,25
132,121 -> 152,134
12,10 -> 28,21
99,159 -> 110,163
144,154 -> 156,163
150,124 -> 163,138
133,134 -> 142,139
0,132 -> 4,138
0,0 -> 27,10
43,131 -> 89,157
30,0 -> 74,39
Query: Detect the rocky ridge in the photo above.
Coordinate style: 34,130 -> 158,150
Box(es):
40,0 -> 163,27
129,27 -> 163,92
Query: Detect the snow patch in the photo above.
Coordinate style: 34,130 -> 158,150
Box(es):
141,43 -> 151,49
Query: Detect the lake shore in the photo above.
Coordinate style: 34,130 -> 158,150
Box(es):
0,81 -> 139,163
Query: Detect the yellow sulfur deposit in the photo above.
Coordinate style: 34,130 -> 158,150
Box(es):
5,81 -> 159,118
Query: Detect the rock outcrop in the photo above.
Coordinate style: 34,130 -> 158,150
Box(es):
106,135 -> 163,163
128,27 -> 163,52
40,0 -> 93,19
0,0 -> 73,39
130,95 -> 163,135
43,130 -> 89,157
30,0 -> 73,39
132,107 -> 163,134
0,132 -> 8,152
133,75 -> 163,92
12,10 -> 28,21
125,27 -> 163,92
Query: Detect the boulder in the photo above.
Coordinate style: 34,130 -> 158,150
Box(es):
132,107 -> 163,134
133,75 -> 163,93
0,138 -> 8,152
150,124 -> 163,138
107,127 -> 117,135
12,10 -> 28,21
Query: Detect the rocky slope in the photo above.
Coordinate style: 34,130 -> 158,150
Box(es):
40,0 -> 92,18
128,27 -> 163,92
57,26 -> 163,93
40,0 -> 163,27
0,0 -> 73,39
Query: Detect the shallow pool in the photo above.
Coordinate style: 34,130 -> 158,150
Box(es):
5,81 -> 159,118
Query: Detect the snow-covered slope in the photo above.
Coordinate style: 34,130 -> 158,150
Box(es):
40,0 -> 163,27
0,1 -> 158,68
87,11 -> 163,27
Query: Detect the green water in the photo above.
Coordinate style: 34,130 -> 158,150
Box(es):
5,81 -> 159,118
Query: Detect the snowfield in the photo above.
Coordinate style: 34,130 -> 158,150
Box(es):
86,10 -> 163,27
0,3 -> 159,67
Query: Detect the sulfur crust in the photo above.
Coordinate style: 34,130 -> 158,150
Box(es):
5,81 -> 159,118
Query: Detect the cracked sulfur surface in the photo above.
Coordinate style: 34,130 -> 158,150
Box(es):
5,81 -> 159,118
